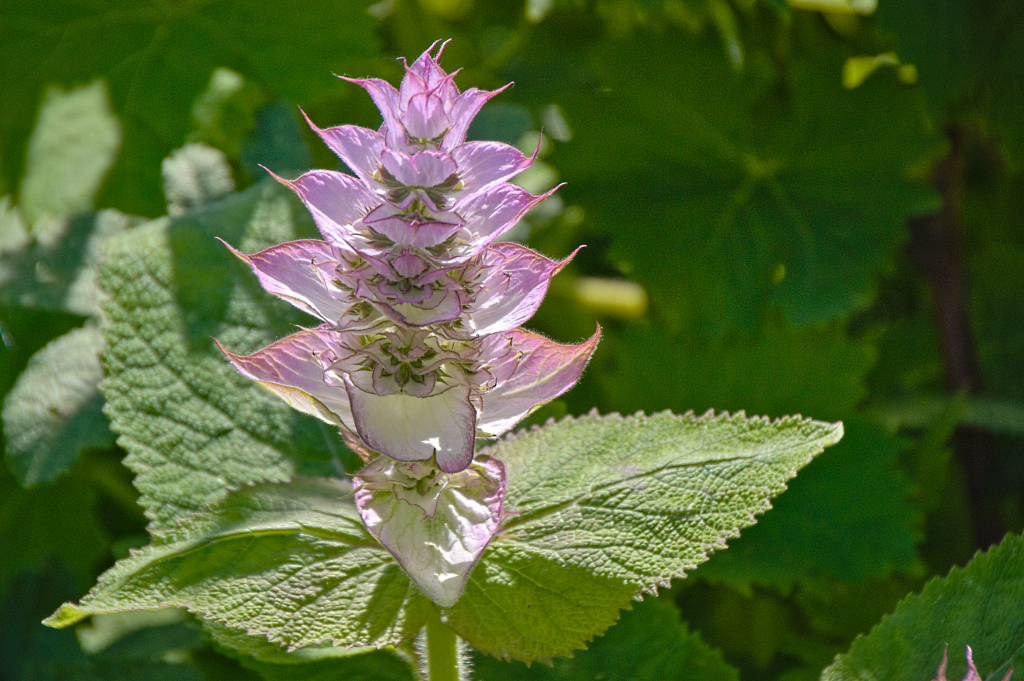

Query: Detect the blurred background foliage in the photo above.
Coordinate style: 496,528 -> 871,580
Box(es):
1,0 -> 1022,679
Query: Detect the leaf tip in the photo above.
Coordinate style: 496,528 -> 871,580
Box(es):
43,602 -> 89,628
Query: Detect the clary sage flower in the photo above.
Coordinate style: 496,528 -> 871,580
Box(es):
218,42 -> 598,605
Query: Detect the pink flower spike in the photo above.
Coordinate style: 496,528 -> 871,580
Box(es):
477,325 -> 601,437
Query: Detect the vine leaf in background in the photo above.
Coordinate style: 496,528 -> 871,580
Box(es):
549,26 -> 940,329
875,0 -> 1024,158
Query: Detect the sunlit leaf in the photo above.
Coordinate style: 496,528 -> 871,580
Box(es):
446,410 -> 844,661
97,181 -> 352,532
2,326 -> 113,487
17,81 -> 121,225
45,478 -> 434,651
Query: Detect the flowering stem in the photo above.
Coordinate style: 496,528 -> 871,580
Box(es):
422,614 -> 466,681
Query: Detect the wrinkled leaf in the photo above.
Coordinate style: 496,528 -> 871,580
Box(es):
2,325 -> 113,486
445,410 -> 844,661
97,181 -> 351,532
46,412 -> 841,664
45,478 -> 433,651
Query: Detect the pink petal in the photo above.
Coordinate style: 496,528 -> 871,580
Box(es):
216,329 -> 354,431
221,239 -> 351,324
353,454 -> 504,606
381,149 -> 458,189
281,170 -> 380,247
451,141 -> 533,192
477,326 -> 601,436
442,85 -> 510,151
343,77 -> 405,148
344,378 -> 477,472
303,114 -> 384,184
456,182 -> 556,250
465,243 -> 580,337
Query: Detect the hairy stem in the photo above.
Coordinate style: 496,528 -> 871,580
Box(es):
417,614 -> 470,681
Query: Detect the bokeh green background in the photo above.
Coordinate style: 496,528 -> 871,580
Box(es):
2,0 -> 1023,679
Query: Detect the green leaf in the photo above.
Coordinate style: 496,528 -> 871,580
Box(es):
45,477 -> 433,652
17,81 -> 121,225
0,0 -> 379,216
696,420 -> 922,592
0,208 -> 135,316
46,413 -> 841,662
2,325 -> 114,486
97,181 -> 352,532
822,531 -> 1024,681
473,597 -> 740,681
445,411 -> 844,661
549,24 -> 939,328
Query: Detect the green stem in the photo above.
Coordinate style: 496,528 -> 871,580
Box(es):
423,614 -> 465,681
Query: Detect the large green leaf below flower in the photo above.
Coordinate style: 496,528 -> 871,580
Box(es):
46,412 -> 842,664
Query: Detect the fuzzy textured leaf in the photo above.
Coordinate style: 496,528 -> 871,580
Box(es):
473,597 -> 740,681
445,410 -> 844,661
823,531 -> 1024,681
2,325 -> 114,487
17,81 -> 120,224
97,181 -> 350,531
45,478 -> 433,651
